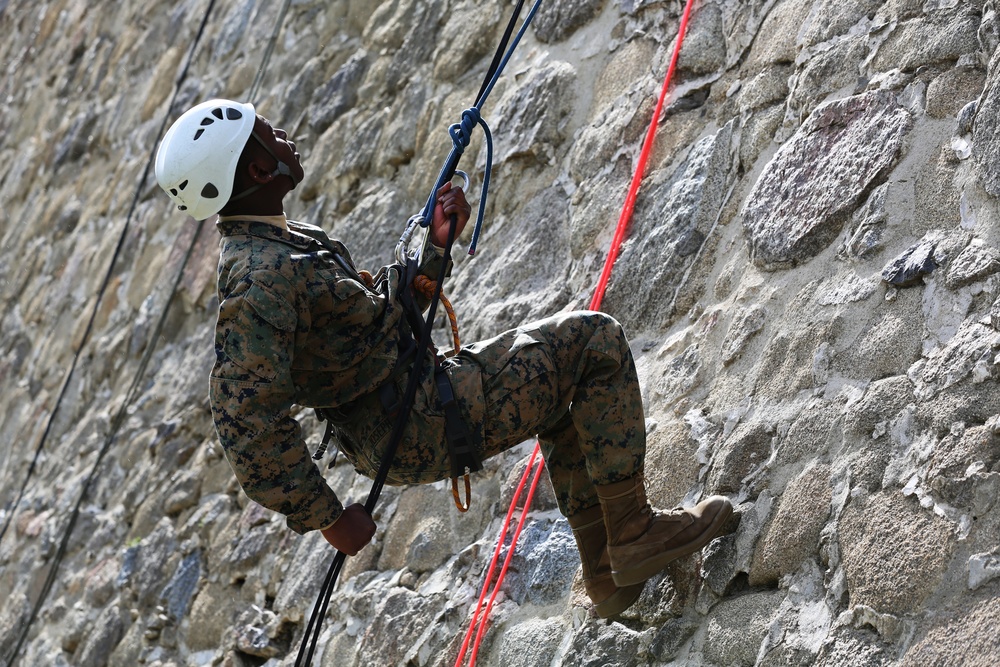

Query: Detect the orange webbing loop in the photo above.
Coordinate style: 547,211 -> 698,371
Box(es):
413,274 -> 461,357
452,474 -> 472,512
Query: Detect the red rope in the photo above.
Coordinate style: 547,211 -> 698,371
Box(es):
455,2 -> 697,663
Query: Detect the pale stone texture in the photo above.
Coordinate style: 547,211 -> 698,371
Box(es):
839,491 -> 954,616
750,465 -> 833,586
2,1 -> 1000,665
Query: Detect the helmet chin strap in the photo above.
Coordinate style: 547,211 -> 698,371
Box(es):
228,132 -> 299,203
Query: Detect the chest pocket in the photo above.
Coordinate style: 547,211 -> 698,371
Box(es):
222,282 -> 297,382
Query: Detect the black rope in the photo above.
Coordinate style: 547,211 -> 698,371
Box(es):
294,1 -> 545,663
0,2 -> 219,663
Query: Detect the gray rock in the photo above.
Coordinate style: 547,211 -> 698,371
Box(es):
677,3 -> 727,76
532,0 -> 605,43
750,465 -> 832,586
744,90 -> 912,269
495,617 -> 564,666
926,67 -> 987,120
160,551 -> 201,621
233,606 -> 283,659
721,304 -> 766,365
839,491 -> 953,615
493,61 -> 578,165
355,586 -> 441,666
74,603 -> 127,667
800,0 -> 883,48
968,550 -> 1000,590
814,626 -> 894,666
650,617 -> 700,662
309,51 -> 370,135
603,123 -> 735,330
945,239 -> 1000,288
703,591 -> 784,667
899,595 -> 1000,666
564,620 -> 647,667
917,319 -> 1000,397
840,184 -> 889,260
881,239 -> 938,286
708,418 -> 776,494
871,6 -> 981,72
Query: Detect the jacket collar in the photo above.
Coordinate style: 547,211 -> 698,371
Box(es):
216,217 -> 317,250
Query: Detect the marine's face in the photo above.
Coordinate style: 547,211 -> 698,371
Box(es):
254,114 -> 305,185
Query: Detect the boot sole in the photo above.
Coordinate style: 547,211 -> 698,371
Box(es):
593,581 -> 645,618
610,502 -> 733,587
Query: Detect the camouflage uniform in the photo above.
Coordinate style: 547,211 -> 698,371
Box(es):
210,218 -> 645,534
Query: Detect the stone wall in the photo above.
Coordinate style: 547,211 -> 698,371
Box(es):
2,0 -> 1000,665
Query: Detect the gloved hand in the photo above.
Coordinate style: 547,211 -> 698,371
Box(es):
320,503 -> 377,556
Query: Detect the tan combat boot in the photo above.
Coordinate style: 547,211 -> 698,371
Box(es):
567,504 -> 645,618
597,475 -> 733,587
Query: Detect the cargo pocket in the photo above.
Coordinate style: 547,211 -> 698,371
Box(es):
461,328 -> 559,457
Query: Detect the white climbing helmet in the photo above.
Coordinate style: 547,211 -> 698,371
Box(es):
154,99 -> 256,220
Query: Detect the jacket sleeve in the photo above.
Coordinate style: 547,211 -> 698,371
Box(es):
209,270 -> 343,534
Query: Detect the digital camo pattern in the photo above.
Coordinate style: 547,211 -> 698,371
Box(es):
467,311 -> 646,517
210,218 -> 646,532
210,218 -> 445,533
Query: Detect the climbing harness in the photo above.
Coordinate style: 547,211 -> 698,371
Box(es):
453,1 -> 700,665
294,1 -> 542,664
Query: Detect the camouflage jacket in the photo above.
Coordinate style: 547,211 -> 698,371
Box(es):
209,218 -> 446,534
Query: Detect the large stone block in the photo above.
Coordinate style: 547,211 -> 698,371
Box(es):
900,594 -> 1000,666
750,464 -> 832,585
838,490 -> 953,615
743,90 -> 912,269
602,122 -> 735,330
703,591 -> 784,667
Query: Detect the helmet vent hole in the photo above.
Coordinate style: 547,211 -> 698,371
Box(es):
179,180 -> 188,190
178,205 -> 188,211
226,108 -> 243,120
170,188 -> 177,196
211,107 -> 224,120
201,183 -> 219,198
194,129 -> 205,141
200,117 -> 214,126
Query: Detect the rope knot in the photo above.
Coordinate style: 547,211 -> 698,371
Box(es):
449,108 -> 483,153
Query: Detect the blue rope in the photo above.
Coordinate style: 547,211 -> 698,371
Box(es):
447,108 -> 493,255
419,0 -> 544,256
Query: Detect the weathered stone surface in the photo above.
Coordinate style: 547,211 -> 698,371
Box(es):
532,0 -> 605,44
900,594 -> 1000,666
945,238 -> 1000,288
881,238 -> 938,286
743,91 -> 912,269
839,491 -> 953,615
916,318 -> 1000,398
74,603 -> 127,667
721,304 -> 766,365
495,617 -> 563,666
677,3 -> 727,76
750,465 -> 832,585
703,591 -> 784,667
493,61 -> 578,166
708,418 -> 776,494
4,2 -> 1000,666
308,51 -> 370,135
871,6 -> 981,72
603,123 -> 735,330
839,184 -> 889,260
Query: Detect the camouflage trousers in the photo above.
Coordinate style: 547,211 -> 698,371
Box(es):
336,310 -> 646,517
